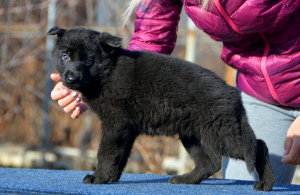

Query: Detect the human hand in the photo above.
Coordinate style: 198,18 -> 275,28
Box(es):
50,73 -> 88,119
281,115 -> 300,165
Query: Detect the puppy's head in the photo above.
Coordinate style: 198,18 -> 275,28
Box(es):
47,26 -> 122,91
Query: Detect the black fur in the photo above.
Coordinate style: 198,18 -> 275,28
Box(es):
48,27 -> 275,191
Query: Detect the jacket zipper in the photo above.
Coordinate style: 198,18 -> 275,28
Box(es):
259,33 -> 287,106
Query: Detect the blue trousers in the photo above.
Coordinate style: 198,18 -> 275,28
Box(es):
222,92 -> 299,184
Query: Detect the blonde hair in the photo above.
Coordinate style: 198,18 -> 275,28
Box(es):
202,0 -> 211,10
122,0 -> 211,27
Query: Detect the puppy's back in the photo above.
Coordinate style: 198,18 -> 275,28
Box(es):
133,51 -> 238,106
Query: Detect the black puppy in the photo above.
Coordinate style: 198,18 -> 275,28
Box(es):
48,27 -> 275,191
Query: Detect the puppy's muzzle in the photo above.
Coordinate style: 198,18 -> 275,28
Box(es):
66,71 -> 80,83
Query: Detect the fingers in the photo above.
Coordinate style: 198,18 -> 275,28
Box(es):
50,73 -> 62,82
57,92 -> 82,116
50,73 -> 88,119
51,82 -> 70,101
58,92 -> 79,108
282,116 -> 300,165
71,103 -> 88,119
56,91 -> 88,119
281,136 -> 300,165
283,129 -> 293,156
51,88 -> 70,101
63,97 -> 80,114
71,107 -> 81,119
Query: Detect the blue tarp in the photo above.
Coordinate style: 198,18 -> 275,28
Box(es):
0,168 -> 299,194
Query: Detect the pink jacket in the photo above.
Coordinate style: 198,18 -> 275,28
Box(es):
127,0 -> 300,107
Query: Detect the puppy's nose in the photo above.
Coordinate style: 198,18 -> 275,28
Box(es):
67,72 -> 79,82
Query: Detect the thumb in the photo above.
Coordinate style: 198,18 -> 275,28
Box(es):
283,135 -> 292,156
283,124 -> 296,156
50,73 -> 62,82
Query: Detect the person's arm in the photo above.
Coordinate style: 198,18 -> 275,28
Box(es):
282,115 -> 300,165
127,0 -> 183,54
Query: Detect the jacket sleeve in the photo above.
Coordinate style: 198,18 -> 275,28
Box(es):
127,0 -> 183,54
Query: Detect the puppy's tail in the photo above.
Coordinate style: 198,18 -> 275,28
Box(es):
240,113 -> 257,173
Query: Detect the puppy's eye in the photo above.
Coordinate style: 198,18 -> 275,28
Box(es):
85,57 -> 94,65
62,54 -> 71,62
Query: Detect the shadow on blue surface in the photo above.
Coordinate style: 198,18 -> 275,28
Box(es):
118,177 -> 298,192
0,168 -> 299,194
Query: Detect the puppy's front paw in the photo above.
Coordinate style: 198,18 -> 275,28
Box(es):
82,174 -> 107,184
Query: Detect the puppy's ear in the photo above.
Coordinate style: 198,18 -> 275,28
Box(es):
47,26 -> 66,37
100,32 -> 122,48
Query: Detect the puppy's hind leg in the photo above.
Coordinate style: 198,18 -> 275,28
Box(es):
169,136 -> 221,184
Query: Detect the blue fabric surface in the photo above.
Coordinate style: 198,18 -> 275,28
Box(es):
0,168 -> 299,194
